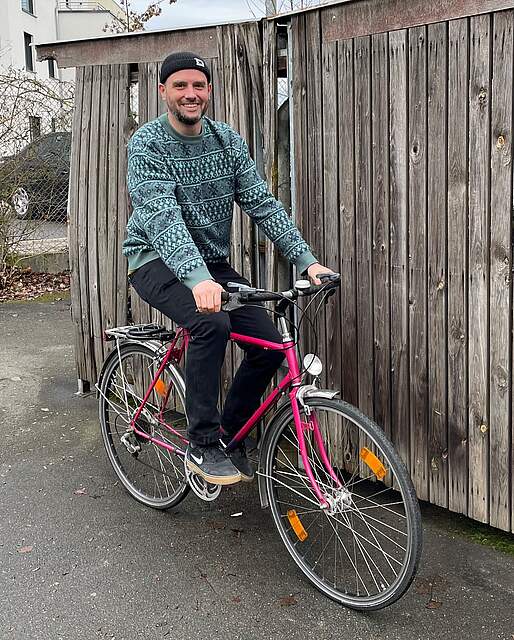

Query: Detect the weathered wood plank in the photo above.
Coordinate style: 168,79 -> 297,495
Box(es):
489,10 -> 512,532
146,61 -> 167,329
447,18 -> 469,516
214,27 -> 234,397
321,0 -> 513,42
408,26 -> 429,501
108,64 -> 120,333
69,66 -> 87,384
305,11 -> 324,266
86,63 -> 103,373
97,65 -> 112,349
132,63 -> 153,325
388,28 -> 409,468
354,35 -> 374,417
290,15 -> 312,358
116,64 -> 131,327
337,38 -> 358,405
322,38 -> 341,393
37,27 -> 219,68
371,31 -> 391,439
77,65 -> 94,385
147,62 -> 160,121
305,11 -> 326,375
235,25 -> 254,283
145,60 -> 168,333
336,39 -> 359,472
468,15 -> 491,524
427,21 -> 448,508
337,40 -> 358,405
291,15 -> 309,253
263,19 -> 278,292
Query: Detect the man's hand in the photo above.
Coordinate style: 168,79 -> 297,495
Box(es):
192,280 -> 225,314
307,263 -> 335,285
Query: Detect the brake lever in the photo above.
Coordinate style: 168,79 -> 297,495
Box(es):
318,272 -> 340,283
221,291 -> 247,311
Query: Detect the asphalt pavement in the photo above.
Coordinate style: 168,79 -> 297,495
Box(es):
1,297 -> 513,640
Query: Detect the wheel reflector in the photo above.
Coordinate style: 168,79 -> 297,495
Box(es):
287,509 -> 308,541
360,447 -> 387,480
154,378 -> 167,397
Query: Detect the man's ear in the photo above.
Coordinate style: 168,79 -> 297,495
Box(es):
158,82 -> 166,100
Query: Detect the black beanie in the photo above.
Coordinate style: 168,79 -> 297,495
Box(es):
160,51 -> 211,85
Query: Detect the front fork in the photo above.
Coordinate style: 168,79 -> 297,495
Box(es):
289,388 -> 342,509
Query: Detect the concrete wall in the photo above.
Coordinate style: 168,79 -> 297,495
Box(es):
57,8 -> 123,41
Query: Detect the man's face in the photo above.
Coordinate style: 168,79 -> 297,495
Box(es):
159,69 -> 211,126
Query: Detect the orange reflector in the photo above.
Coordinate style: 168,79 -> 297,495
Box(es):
154,378 -> 168,398
360,447 -> 387,480
287,509 -> 308,542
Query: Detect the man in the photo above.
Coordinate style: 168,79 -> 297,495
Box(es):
123,51 -> 332,486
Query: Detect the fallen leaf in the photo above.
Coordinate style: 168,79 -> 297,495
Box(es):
279,595 -> 297,607
415,578 -> 432,595
207,520 -> 225,530
426,600 -> 442,610
232,596 -> 241,603
73,488 -> 87,496
18,545 -> 33,554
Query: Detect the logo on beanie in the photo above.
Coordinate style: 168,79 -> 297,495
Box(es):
194,57 -> 205,68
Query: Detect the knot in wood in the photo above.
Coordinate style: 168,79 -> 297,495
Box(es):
497,135 -> 506,149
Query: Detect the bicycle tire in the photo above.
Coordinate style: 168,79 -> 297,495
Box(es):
263,396 -> 422,610
99,342 -> 190,509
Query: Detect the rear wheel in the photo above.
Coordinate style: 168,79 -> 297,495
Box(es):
264,397 -> 422,610
99,342 -> 189,509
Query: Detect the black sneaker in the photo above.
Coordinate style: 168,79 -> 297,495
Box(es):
220,438 -> 255,482
186,444 -> 241,486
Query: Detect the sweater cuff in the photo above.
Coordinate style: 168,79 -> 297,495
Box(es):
181,265 -> 214,290
294,250 -> 318,275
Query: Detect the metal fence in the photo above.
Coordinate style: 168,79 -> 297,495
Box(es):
0,68 -> 74,262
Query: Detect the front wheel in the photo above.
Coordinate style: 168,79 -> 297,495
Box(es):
263,397 -> 422,610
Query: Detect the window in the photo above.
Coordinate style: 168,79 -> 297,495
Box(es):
29,115 -> 41,141
21,0 -> 34,15
23,32 -> 34,71
48,58 -> 56,79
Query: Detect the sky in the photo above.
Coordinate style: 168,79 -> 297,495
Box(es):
128,0 -> 266,30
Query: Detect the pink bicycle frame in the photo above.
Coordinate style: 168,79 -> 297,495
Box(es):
128,327 -> 337,508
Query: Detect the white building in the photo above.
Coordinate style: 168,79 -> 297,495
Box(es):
0,0 -> 125,81
0,0 -> 125,157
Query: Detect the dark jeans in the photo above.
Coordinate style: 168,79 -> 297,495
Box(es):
129,258 -> 285,446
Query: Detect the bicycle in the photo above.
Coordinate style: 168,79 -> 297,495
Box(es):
96,274 -> 422,610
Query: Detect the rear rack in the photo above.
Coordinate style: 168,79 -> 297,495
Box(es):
104,324 -> 176,342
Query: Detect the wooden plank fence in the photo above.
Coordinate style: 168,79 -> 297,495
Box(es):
289,4 -> 514,531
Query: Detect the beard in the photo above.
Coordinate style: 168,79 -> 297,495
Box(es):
168,99 -> 209,125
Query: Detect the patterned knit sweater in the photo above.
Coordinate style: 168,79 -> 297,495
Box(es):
123,114 -> 316,289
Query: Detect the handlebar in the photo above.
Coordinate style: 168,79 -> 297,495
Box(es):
220,273 -> 340,308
